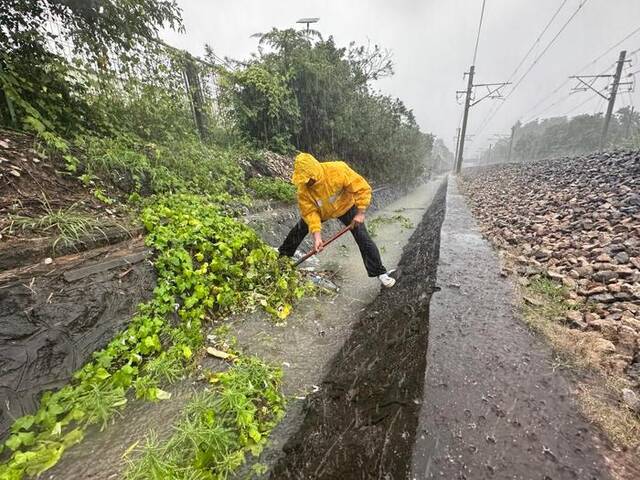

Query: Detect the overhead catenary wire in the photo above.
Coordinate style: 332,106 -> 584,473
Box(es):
560,91 -> 600,116
472,0 -> 590,139
520,60 -> 617,124
472,0 -> 488,66
519,27 -> 640,122
470,0 -> 570,137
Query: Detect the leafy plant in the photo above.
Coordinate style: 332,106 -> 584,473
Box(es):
367,214 -> 413,237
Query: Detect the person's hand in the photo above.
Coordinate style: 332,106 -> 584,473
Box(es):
313,232 -> 324,252
350,209 -> 366,229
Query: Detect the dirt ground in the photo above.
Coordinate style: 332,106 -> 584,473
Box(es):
0,129 -> 134,270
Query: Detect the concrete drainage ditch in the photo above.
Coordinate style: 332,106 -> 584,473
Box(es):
270,180 -> 447,479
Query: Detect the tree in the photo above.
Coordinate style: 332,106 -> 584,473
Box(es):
483,107 -> 638,163
220,28 -> 431,183
0,0 -> 182,133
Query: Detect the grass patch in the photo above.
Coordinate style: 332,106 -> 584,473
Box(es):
248,177 -> 296,203
577,382 -> 640,450
519,275 -> 640,451
368,214 -> 413,237
124,357 -> 285,480
2,196 -> 124,249
521,275 -> 605,370
75,135 -> 247,198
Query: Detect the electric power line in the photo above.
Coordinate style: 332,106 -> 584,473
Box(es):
519,27 -> 640,122
469,0 -> 570,137
521,59 -> 617,123
473,0 -> 590,138
472,0 -> 488,65
560,91 -> 600,116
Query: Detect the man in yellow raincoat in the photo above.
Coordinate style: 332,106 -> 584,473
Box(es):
278,153 -> 396,288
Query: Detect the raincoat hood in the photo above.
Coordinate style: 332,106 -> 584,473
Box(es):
291,153 -> 324,186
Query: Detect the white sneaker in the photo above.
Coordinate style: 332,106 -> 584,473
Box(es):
378,272 -> 396,288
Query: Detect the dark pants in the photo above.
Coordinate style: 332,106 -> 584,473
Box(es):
279,205 -> 387,277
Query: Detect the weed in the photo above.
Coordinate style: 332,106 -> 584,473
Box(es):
76,384 -> 127,431
248,177 -> 296,203
125,358 -> 285,480
3,197 -> 112,249
524,276 -> 575,324
76,135 -> 247,198
142,353 -> 183,385
577,383 -> 640,451
368,214 -> 414,237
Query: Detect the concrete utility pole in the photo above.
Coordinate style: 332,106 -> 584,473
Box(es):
454,66 -> 510,173
507,124 -> 515,163
569,50 -> 631,149
183,55 -> 207,139
453,127 -> 461,170
601,50 -> 627,148
455,66 -> 474,174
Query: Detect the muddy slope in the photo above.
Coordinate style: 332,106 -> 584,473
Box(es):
0,239 -> 154,438
271,181 -> 447,479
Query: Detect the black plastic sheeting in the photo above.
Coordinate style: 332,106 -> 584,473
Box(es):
0,248 -> 154,439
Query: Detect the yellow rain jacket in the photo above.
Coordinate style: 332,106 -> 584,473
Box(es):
291,153 -> 372,233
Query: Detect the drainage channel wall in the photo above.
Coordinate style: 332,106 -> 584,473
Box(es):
270,180 -> 447,479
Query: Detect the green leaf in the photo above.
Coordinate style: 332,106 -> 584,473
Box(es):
5,432 -> 36,451
182,345 -> 192,360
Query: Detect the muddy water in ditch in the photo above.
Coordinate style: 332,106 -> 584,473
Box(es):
45,179 -> 445,479
271,181 -> 447,479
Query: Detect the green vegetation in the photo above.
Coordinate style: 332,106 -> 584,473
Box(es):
249,177 -> 297,203
0,194 -> 306,479
2,198 -> 122,249
219,29 -> 433,183
76,136 -> 247,197
125,357 -> 285,480
480,107 -> 640,162
368,214 -> 414,237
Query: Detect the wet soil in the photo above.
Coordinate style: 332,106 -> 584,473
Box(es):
0,130 -> 93,226
0,129 -> 135,270
411,179 -> 616,480
0,238 -> 154,438
270,181 -> 447,479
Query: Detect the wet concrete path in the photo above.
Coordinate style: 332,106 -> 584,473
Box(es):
411,179 -> 612,480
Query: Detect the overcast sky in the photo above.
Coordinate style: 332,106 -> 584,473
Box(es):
162,0 -> 640,158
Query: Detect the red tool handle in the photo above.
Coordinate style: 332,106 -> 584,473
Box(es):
294,225 -> 352,267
